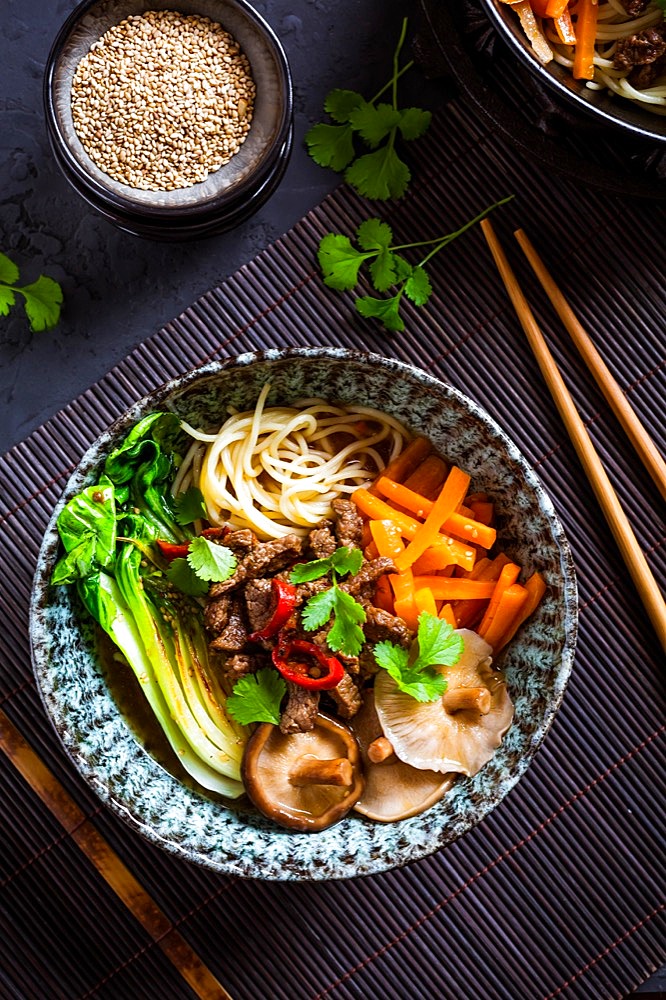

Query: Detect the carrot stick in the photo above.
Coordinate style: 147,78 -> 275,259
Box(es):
352,490 -> 476,570
414,587 -> 438,618
477,562 -> 522,638
374,477 -> 497,550
468,501 -> 494,526
369,519 -> 405,561
412,577 -> 498,601
554,8 -> 576,45
545,0 -> 568,16
481,584 -> 529,651
412,548 -> 457,574
439,603 -> 457,628
573,0 -> 598,80
495,571 -> 547,650
374,574 -> 395,614
453,553 -> 511,627
394,467 -> 471,573
370,436 -> 432,492
403,455 -> 448,499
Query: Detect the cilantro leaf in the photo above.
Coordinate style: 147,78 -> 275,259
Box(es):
369,251 -> 400,293
317,234 -> 367,291
0,252 -> 20,286
356,218 -> 393,252
344,146 -> 411,201
174,486 -> 208,526
187,536 -> 237,583
0,285 -> 16,317
305,122 -> 356,171
326,588 -> 366,656
300,587 -> 336,630
397,107 -> 432,141
324,88 -> 365,123
17,275 -> 63,332
403,266 -> 432,306
348,102 -> 401,147
356,293 -> 405,332
166,557 -> 209,597
226,668 -> 286,726
290,546 -> 362,583
373,613 -> 463,702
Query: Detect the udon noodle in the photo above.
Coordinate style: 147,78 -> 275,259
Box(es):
177,383 -> 411,539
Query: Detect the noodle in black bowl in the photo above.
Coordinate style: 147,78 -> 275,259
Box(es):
30,348 -> 578,880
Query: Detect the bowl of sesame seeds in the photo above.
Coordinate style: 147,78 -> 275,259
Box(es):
43,0 -> 293,240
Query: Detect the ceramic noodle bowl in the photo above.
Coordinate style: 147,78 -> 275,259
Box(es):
30,347 -> 578,880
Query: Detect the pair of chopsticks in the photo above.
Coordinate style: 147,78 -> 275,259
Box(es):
481,221 -> 666,652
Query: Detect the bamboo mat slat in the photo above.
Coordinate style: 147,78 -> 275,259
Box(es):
1,98 -> 664,1000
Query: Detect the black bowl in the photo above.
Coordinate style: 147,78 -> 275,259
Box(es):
44,0 -> 293,240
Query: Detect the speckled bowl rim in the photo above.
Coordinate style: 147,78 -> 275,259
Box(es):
30,347 -> 578,880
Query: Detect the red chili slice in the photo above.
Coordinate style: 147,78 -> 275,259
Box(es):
272,638 -> 344,691
156,539 -> 191,560
248,579 -> 298,642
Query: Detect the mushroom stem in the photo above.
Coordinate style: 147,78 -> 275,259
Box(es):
289,756 -> 353,787
367,736 -> 395,764
442,686 -> 492,715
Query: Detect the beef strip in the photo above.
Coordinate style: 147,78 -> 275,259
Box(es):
331,498 -> 363,548
210,533 -> 305,596
308,519 -> 338,559
629,52 -> 666,89
279,683 -> 320,734
614,25 -> 666,70
363,605 -> 414,647
221,529 -> 257,557
328,671 -> 362,719
208,596 -> 249,652
341,556 -> 396,599
204,593 -> 231,634
220,652 -> 266,684
244,578 -> 275,634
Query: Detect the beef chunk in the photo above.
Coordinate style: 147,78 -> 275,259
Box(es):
208,596 -> 249,652
308,520 -> 338,559
331,498 -> 363,548
341,556 -> 396,599
620,0 -> 650,15
244,578 -> 275,634
293,577 -> 330,609
363,605 -> 414,647
328,671 -> 362,719
280,683 -> 319,734
629,53 -> 666,89
204,593 -> 232,634
614,25 -> 666,70
222,529 -> 257,557
210,534 -> 305,595
220,652 -> 266,684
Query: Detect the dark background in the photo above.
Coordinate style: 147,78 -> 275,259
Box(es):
1,0 -> 663,996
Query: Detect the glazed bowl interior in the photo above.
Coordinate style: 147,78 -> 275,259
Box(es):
45,0 -> 293,215
30,348 -> 578,881
480,0 -> 666,145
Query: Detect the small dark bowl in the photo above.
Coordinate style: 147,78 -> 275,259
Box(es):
479,0 -> 666,145
44,0 -> 293,240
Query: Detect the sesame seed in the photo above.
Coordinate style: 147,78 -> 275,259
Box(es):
70,10 -> 255,191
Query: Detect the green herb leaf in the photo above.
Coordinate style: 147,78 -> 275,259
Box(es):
0,285 -> 16,317
356,218 -> 393,252
290,546 -> 362,583
317,234 -> 367,291
187,536 -> 237,583
326,588 -> 366,656
373,612 -> 463,702
226,668 -> 287,726
166,557 -> 209,597
356,293 -> 405,332
174,486 -> 208,526
305,122 -> 356,171
403,265 -> 432,306
324,88 -> 365,123
329,546 -> 364,576
17,275 -> 63,332
0,252 -> 20,286
348,102 -> 401,147
344,146 -> 411,201
397,107 -> 432,141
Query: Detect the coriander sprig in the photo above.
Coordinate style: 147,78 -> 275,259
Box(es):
290,546 -> 367,657
305,18 -> 430,200
0,251 -> 63,333
317,195 -> 514,332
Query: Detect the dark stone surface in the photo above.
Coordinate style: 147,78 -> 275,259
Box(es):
0,0 -> 432,453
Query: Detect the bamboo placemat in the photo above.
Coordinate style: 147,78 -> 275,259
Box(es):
1,100 -> 664,1000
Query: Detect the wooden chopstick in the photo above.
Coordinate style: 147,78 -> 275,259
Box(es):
481,219 -> 666,652
513,228 -> 666,504
0,708 -> 233,1000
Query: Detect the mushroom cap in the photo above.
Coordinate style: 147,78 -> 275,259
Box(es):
374,629 -> 514,777
241,712 -> 364,832
351,691 -> 454,823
